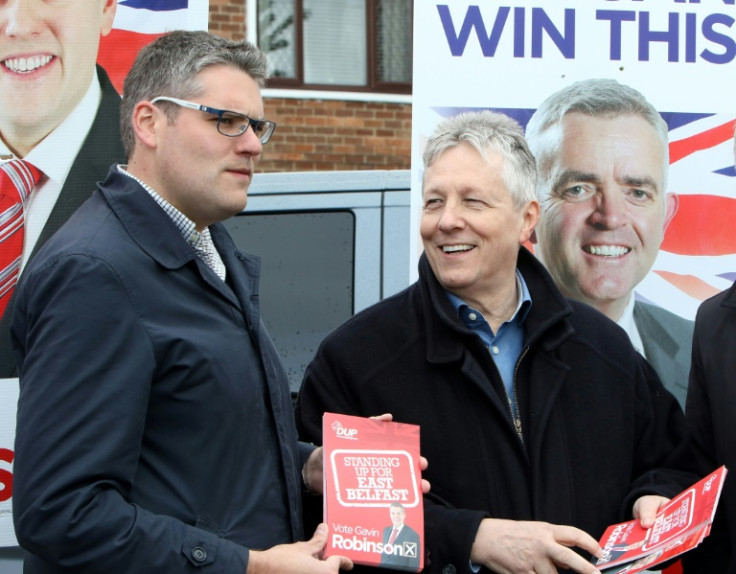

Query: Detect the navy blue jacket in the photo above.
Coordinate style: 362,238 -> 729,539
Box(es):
12,166 -> 309,573
296,249 -> 696,574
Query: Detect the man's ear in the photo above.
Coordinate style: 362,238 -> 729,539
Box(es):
519,200 -> 540,245
99,0 -> 117,37
131,101 -> 159,151
663,192 -> 679,232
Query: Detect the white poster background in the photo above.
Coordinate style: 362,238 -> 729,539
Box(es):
411,0 -> 736,321
0,379 -> 18,546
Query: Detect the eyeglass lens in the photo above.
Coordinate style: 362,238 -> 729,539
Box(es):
218,112 -> 272,142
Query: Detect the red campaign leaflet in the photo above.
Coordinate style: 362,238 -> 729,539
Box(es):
323,412 -> 423,572
595,466 -> 727,574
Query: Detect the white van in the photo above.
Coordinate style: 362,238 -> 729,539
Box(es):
222,169 -> 413,397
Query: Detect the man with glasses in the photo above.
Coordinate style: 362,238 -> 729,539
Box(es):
10,31 -> 352,574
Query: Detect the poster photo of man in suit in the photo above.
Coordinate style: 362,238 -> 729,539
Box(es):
380,502 -> 421,572
526,78 -> 693,409
0,0 -> 126,375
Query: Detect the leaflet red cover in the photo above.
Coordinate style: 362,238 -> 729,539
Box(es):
595,465 -> 727,574
322,412 -> 424,572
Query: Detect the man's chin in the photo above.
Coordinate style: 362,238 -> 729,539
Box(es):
574,286 -> 635,317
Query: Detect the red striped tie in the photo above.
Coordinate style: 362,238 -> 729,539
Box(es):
388,528 -> 399,545
0,160 -> 43,316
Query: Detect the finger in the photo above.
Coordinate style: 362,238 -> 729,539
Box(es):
369,413 -> 393,422
308,523 -> 329,553
552,525 -> 603,558
419,456 -> 428,471
549,545 -> 602,574
421,478 -> 431,494
634,495 -> 668,529
324,554 -> 354,571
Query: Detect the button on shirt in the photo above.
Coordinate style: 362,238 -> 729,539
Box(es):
446,271 -> 532,406
118,166 -> 226,281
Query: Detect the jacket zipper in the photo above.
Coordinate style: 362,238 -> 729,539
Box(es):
509,346 -> 529,442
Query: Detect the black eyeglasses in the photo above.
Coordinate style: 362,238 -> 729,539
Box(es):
150,96 -> 277,144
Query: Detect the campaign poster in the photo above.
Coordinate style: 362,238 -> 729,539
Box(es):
0,0 -> 208,546
323,413 -> 424,572
411,0 -> 736,324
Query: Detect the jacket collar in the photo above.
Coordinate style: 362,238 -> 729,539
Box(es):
418,247 -> 575,364
97,165 -> 257,312
99,165 -> 199,271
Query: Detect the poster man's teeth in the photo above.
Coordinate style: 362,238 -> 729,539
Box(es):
4,55 -> 53,73
586,246 -> 629,256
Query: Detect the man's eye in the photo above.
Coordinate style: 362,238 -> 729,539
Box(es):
630,189 -> 652,201
561,185 -> 592,201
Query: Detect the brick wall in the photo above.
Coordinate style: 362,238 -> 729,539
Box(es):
207,0 -> 412,172
259,98 -> 412,172
208,0 -> 246,41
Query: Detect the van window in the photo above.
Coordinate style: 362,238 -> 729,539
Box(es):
223,210 -> 355,394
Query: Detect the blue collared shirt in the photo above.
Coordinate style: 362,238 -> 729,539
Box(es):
445,271 -> 532,406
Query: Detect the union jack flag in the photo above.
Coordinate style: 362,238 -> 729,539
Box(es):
645,112 -> 736,320
97,0 -> 206,94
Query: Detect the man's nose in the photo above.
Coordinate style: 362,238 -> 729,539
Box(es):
234,124 -> 264,156
437,201 -> 466,231
4,0 -> 44,38
588,188 -> 628,229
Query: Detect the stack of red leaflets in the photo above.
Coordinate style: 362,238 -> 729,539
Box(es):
322,412 -> 424,572
595,466 -> 727,574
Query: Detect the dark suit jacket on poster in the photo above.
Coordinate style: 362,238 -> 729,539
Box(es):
0,65 -> 126,376
634,300 -> 694,409
381,524 -> 421,571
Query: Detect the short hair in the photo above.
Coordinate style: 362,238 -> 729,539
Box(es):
120,30 -> 269,156
525,79 -> 669,198
422,110 -> 537,209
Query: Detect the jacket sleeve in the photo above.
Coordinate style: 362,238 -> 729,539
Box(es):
11,253 -> 250,573
295,342 -> 487,574
623,353 -> 700,514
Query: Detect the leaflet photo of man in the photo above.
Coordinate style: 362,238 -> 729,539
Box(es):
0,0 -> 125,375
380,502 -> 421,572
526,79 -> 693,408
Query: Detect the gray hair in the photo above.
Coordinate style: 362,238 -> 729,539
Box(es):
120,30 -> 269,155
525,78 -> 669,196
423,110 -> 537,209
